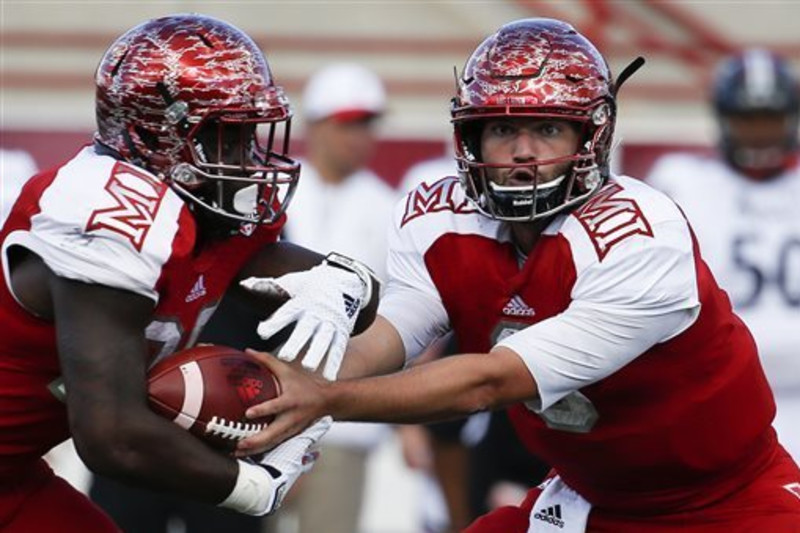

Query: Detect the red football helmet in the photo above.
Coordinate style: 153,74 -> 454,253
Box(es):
451,18 -> 617,222
95,14 -> 300,228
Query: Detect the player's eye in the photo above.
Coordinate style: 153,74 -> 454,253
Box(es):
488,121 -> 516,138
537,122 -> 563,138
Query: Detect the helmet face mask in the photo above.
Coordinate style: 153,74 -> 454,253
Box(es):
451,18 -> 615,223
713,49 -> 799,180
94,14 -> 300,229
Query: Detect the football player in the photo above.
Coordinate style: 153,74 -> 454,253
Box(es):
648,49 -> 800,464
240,19 -> 800,531
0,14 -> 377,532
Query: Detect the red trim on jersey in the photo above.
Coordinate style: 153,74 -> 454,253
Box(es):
154,203 -> 196,297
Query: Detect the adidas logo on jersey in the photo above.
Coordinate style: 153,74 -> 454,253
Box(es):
185,275 -> 207,303
533,504 -> 564,528
502,295 -> 535,317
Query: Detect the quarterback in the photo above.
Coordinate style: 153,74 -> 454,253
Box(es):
242,19 -> 800,532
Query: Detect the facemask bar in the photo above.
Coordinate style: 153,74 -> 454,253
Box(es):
170,106 -> 301,226
458,152 -> 601,222
453,107 -> 608,222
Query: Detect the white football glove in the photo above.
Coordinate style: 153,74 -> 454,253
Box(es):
241,257 -> 372,380
222,416 -> 332,516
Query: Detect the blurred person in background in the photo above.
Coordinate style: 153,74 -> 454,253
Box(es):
647,48 -> 800,462
1,148 -> 38,225
279,62 -> 397,533
239,18 -> 800,532
0,14 -> 379,532
397,153 -> 469,533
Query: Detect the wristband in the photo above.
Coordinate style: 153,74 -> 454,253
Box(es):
219,460 -> 284,516
323,252 -> 379,307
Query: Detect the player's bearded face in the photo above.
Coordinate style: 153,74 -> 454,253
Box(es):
480,117 -> 581,186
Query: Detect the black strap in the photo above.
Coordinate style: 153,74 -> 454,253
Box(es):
614,56 -> 646,96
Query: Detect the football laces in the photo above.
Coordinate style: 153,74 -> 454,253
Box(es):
206,416 -> 265,440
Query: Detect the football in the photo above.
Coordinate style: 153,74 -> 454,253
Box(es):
147,345 -> 280,451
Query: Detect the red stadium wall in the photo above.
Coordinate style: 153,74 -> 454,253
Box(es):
1,129 -> 713,188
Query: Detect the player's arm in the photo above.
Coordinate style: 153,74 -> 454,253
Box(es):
11,252 -> 287,515
37,257 -> 239,502
335,315 -> 407,379
233,313 -> 428,456
329,346 -> 535,423
236,342 -> 535,455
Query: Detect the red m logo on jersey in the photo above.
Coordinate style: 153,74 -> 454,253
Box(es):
87,163 -> 168,251
574,183 -> 654,261
401,178 -> 475,227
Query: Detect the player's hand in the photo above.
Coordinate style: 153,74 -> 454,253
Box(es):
235,349 -> 331,456
245,415 -> 332,514
240,262 -> 366,380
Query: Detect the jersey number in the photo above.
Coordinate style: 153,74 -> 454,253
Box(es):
145,304 -> 219,367
732,235 -> 800,308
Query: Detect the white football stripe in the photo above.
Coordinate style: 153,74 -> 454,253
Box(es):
174,361 -> 204,429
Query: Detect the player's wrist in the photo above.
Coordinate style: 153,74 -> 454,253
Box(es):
323,252 -> 380,335
322,252 -> 379,309
219,459 -> 284,516
322,380 -> 349,421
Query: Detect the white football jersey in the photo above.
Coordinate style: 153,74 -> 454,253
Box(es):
379,175 -> 701,409
2,146 -> 184,303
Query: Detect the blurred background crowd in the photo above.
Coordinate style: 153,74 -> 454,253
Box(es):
2,2 -> 798,532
